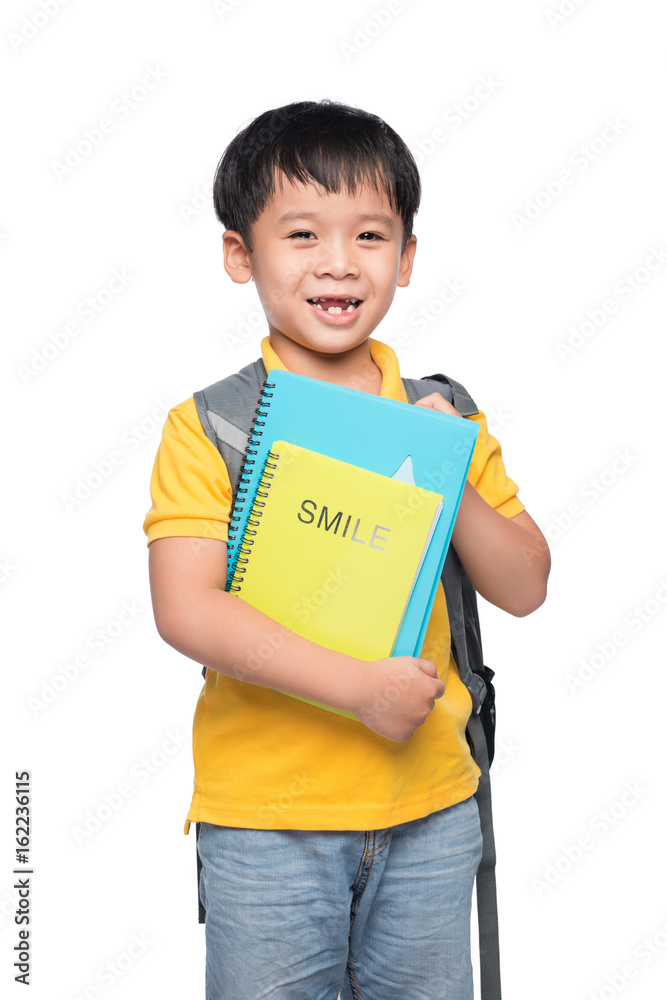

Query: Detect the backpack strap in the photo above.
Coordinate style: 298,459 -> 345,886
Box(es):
402,372 -> 479,417
193,357 -> 268,495
402,371 -> 502,1000
467,712 -> 502,1000
401,374 -> 487,708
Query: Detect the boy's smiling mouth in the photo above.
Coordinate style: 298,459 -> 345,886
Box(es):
306,297 -> 362,315
304,296 -> 364,327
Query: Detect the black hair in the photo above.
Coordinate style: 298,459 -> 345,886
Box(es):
212,99 -> 421,254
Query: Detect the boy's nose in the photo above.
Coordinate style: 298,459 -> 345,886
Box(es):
312,239 -> 361,279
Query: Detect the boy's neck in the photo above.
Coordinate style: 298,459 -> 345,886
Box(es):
268,331 -> 383,395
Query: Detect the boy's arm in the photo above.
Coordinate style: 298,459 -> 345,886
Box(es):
450,489 -> 550,616
148,535 -> 445,740
414,393 -> 550,617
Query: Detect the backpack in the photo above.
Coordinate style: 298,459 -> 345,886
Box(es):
191,358 -> 502,1000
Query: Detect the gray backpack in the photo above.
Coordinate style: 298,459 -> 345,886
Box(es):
192,357 -> 503,1000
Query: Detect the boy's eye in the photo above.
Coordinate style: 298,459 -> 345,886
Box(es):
287,231 -> 385,241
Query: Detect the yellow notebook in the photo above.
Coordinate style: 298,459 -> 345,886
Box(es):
230,440 -> 443,717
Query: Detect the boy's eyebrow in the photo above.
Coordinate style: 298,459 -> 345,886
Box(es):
277,210 -> 395,231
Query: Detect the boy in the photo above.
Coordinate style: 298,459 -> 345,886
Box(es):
144,99 -> 550,1000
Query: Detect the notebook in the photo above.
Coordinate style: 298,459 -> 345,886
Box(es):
230,441 -> 444,716
226,369 -> 480,656
232,440 -> 443,654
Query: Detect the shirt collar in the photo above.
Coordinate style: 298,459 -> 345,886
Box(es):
260,337 -> 408,404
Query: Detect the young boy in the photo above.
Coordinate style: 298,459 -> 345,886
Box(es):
144,99 -> 550,1000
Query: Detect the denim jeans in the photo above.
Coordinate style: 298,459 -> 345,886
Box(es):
197,794 -> 482,1000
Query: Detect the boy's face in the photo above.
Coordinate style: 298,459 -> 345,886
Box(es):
222,172 -> 417,357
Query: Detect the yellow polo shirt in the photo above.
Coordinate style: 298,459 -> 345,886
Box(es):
144,337 -> 524,832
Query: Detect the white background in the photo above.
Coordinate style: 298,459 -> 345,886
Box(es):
2,1 -> 666,997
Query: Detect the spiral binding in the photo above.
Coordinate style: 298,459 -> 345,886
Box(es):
228,448 -> 279,593
226,379 -> 276,591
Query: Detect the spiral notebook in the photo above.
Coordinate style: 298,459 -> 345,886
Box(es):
225,370 -> 480,657
230,440 -> 444,716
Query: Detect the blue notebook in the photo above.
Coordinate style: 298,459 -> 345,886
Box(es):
226,369 -> 479,657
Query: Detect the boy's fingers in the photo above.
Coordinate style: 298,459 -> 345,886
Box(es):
416,659 -> 444,694
413,393 -> 461,417
418,657 -> 439,675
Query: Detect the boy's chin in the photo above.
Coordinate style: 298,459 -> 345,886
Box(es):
271,328 -> 370,355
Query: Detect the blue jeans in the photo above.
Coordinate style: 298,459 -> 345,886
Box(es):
197,795 -> 483,1000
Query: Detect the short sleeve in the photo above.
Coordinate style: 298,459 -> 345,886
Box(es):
465,408 -> 525,519
142,397 -> 233,546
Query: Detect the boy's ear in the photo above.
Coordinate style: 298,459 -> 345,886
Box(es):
396,234 -> 417,288
222,230 -> 253,285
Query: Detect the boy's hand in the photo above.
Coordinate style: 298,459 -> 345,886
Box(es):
351,656 -> 445,742
413,393 -> 461,418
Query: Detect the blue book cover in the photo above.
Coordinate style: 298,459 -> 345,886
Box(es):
226,369 -> 479,656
